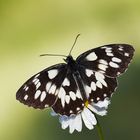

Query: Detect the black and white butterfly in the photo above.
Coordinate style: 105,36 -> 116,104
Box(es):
16,35 -> 135,116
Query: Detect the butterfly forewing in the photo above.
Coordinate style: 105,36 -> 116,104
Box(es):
16,64 -> 67,109
76,44 -> 135,77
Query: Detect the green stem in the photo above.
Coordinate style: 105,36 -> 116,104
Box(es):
96,117 -> 105,140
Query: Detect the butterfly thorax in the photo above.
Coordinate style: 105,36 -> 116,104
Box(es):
64,55 -> 78,72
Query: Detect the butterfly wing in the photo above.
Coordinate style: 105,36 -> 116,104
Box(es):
52,70 -> 84,116
78,67 -> 117,103
17,44 -> 135,116
16,63 -> 67,109
76,44 -> 135,77
76,44 -> 134,105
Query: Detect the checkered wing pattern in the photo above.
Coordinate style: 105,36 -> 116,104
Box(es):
16,43 -> 135,117
76,44 -> 135,77
52,71 -> 84,116
16,64 -> 67,109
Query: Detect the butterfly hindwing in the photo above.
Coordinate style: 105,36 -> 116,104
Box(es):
52,70 -> 84,116
76,44 -> 135,77
78,67 -> 117,103
16,64 -> 67,109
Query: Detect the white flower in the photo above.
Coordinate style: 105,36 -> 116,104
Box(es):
51,98 -> 110,133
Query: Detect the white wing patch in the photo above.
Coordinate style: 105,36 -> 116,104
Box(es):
24,94 -> 28,100
112,57 -> 122,63
58,87 -> 66,108
90,82 -> 96,91
85,69 -> 94,77
105,47 -> 112,53
62,78 -> 70,86
96,81 -> 102,89
98,64 -> 108,71
106,52 -> 114,56
109,62 -> 119,68
124,53 -> 129,57
46,82 -> 52,92
49,84 -> 57,94
86,52 -> 97,61
34,90 -> 41,99
48,69 -> 58,79
85,85 -> 92,98
65,95 -> 70,104
36,82 -> 41,89
69,91 -> 76,101
76,90 -> 83,99
40,91 -> 46,102
104,47 -> 114,56
95,72 -> 107,87
99,59 -> 108,65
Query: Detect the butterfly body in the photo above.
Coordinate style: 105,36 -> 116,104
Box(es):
65,55 -> 90,103
16,44 -> 134,116
64,55 -> 78,72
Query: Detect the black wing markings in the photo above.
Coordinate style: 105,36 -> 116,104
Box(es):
77,44 -> 135,77
16,64 -> 67,109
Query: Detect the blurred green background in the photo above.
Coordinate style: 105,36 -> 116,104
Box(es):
0,0 -> 140,140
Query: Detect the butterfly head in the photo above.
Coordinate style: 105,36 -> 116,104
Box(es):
64,55 -> 74,64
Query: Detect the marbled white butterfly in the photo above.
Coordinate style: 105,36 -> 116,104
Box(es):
16,34 -> 135,116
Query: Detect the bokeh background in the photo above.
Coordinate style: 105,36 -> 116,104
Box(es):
0,0 -> 140,140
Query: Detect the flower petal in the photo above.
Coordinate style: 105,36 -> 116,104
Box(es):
59,114 -> 82,133
84,108 -> 97,125
57,102 -> 108,133
69,116 -> 76,133
94,99 -> 110,108
59,115 -> 69,129
88,104 -> 107,116
74,114 -> 82,132
81,108 -> 94,130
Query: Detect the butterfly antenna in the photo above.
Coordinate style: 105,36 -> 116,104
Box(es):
69,34 -> 81,55
40,54 -> 67,57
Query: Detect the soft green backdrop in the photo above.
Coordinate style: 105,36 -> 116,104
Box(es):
0,0 -> 140,140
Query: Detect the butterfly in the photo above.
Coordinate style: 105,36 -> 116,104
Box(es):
16,35 -> 135,116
